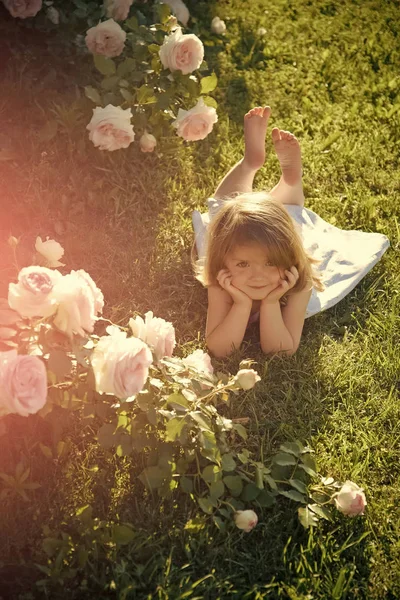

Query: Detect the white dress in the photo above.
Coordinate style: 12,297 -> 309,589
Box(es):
192,198 -> 390,318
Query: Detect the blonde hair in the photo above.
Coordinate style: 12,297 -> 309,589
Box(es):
195,192 -> 324,294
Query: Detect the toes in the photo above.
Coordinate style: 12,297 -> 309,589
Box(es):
263,106 -> 271,119
271,128 -> 281,142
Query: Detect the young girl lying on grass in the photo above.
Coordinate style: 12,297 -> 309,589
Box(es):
192,107 -> 389,358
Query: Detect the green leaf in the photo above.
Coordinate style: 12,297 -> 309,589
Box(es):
289,478 -> 308,494
298,506 -> 319,529
320,131 -> 341,151
155,1 -> 171,23
200,73 -> 218,94
184,516 -> 207,532
97,423 -> 117,449
308,503 -> 333,521
273,452 -> 297,466
47,351 -> 72,380
120,88 -> 133,102
197,496 -> 215,514
101,76 -> 120,91
125,16 -> 139,31
137,84 -> 157,104
241,483 -> 260,502
39,443 -> 53,460
280,441 -> 304,457
94,55 -> 116,76
301,453 -> 317,472
180,476 -> 193,493
165,417 -> 185,442
202,95 -> 218,109
117,57 -> 137,77
209,480 -> 225,500
298,463 -> 318,477
223,475 -> 243,497
279,489 -> 307,503
192,412 -> 212,431
233,423 -> 247,440
202,465 -> 222,484
113,524 -> 135,545
255,489 -> 275,508
221,453 -> 236,472
84,86 -> 101,104
167,393 -> 189,411
139,466 -> 166,490
264,474 -> 278,491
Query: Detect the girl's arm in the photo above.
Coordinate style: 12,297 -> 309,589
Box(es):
260,287 -> 312,355
206,285 -> 252,358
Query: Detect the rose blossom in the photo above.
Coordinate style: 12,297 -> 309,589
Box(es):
52,271 -> 102,337
159,27 -> 204,75
182,349 -> 213,375
211,16 -> 226,35
8,266 -> 62,318
3,0 -> 42,19
74,270 -> 104,314
163,0 -> 190,27
85,19 -> 126,58
140,131 -> 157,153
35,236 -> 65,268
0,350 -> 47,417
234,510 -> 258,533
129,311 -> 175,362
87,104 -> 135,152
104,0 -> 133,21
334,481 -> 367,516
235,368 -> 261,390
172,97 -> 218,141
91,328 -> 152,398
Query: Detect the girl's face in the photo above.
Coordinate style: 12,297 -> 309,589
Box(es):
224,242 -> 284,301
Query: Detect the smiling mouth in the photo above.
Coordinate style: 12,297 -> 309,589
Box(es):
248,285 -> 267,289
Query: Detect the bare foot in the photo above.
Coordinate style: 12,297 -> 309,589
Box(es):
243,106 -> 271,170
271,128 -> 302,185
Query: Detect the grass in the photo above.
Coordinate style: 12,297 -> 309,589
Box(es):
0,0 -> 399,598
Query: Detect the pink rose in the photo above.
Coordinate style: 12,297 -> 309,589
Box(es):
335,481 -> 367,516
52,271 -> 102,338
87,104 -> 135,152
163,0 -> 190,26
172,98 -> 218,141
3,0 -> 42,19
85,19 -> 126,58
74,270 -> 104,314
35,236 -> 65,268
235,368 -> 261,390
104,0 -> 133,21
8,266 -> 62,318
234,510 -> 258,533
182,349 -> 213,374
129,311 -> 175,362
0,350 -> 47,417
91,329 -> 152,398
159,27 -> 204,75
139,132 -> 157,153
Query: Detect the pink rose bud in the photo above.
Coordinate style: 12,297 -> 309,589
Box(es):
211,16 -> 226,35
335,480 -> 367,516
234,510 -> 258,533
235,368 -> 261,390
139,132 -> 157,153
7,235 -> 19,248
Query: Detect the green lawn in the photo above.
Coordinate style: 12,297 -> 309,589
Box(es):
0,0 -> 399,598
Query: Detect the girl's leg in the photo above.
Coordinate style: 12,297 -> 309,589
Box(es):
213,106 -> 271,199
269,128 -> 305,207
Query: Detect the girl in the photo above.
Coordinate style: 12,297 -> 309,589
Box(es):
192,107 -> 389,358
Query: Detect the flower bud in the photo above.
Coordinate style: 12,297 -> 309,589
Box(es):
234,510 -> 258,532
235,368 -> 261,390
139,131 -> 157,153
8,236 -> 19,249
211,16 -> 226,35
334,481 -> 367,516
257,27 -> 267,36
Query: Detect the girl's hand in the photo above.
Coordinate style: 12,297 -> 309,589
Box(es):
217,269 -> 252,306
262,266 -> 299,305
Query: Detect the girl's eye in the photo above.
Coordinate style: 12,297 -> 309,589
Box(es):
237,261 -> 249,268
265,261 -> 274,267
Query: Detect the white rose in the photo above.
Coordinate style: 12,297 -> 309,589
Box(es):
87,104 -> 135,152
46,6 -> 59,24
35,236 -> 65,268
129,311 -> 176,362
74,270 -> 104,314
104,0 -> 133,21
172,97 -> 218,142
140,131 -> 157,153
234,510 -> 258,533
334,481 -> 367,516
211,16 -> 226,35
163,0 -> 190,26
182,349 -> 213,374
159,27 -> 204,75
0,350 -> 47,417
235,368 -> 261,390
85,19 -> 126,58
8,266 -> 62,318
52,271 -> 100,337
91,328 -> 152,398
3,0 -> 42,19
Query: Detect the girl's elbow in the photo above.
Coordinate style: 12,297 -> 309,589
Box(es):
206,338 -> 235,359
